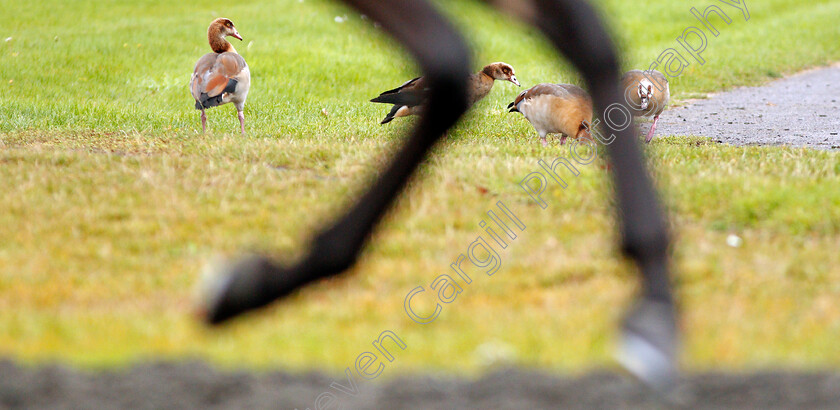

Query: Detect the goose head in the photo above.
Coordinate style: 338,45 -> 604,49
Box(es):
484,62 -> 520,86
638,79 -> 654,110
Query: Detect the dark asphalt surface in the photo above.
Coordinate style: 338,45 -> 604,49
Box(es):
653,64 -> 840,149
2,360 -> 840,409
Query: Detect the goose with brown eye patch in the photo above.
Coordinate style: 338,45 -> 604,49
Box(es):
621,69 -> 670,143
370,62 -> 520,125
189,18 -> 250,135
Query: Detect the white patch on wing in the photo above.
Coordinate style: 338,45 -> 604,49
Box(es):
519,94 -> 557,136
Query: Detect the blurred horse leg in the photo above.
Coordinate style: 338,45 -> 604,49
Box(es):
203,0 -> 678,394
201,0 -> 471,324
487,0 -> 678,392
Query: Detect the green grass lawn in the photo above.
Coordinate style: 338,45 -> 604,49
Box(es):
1,0 -> 840,375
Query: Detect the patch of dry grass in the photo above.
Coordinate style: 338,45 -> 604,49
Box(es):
1,0 -> 840,375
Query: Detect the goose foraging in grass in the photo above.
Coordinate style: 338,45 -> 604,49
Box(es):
190,18 -> 251,135
508,83 -> 593,146
371,62 -> 519,125
621,70 -> 670,143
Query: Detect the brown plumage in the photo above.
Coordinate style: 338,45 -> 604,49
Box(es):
370,62 -> 519,125
621,70 -> 670,143
190,18 -> 251,135
508,83 -> 593,146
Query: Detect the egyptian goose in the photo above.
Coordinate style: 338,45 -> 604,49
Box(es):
508,83 -> 593,146
370,62 -> 520,124
190,18 -> 251,135
621,70 -> 670,143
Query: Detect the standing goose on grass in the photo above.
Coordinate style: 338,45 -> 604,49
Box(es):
508,83 -> 593,146
371,62 -> 520,124
621,69 -> 670,143
190,18 -> 251,135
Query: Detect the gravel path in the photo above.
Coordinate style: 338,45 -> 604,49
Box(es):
654,64 -> 840,149
2,360 -> 839,409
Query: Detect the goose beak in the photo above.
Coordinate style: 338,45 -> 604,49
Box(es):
510,76 -> 520,87
231,30 -> 243,41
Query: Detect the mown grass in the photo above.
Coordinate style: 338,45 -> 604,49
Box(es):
1,0 -> 839,377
